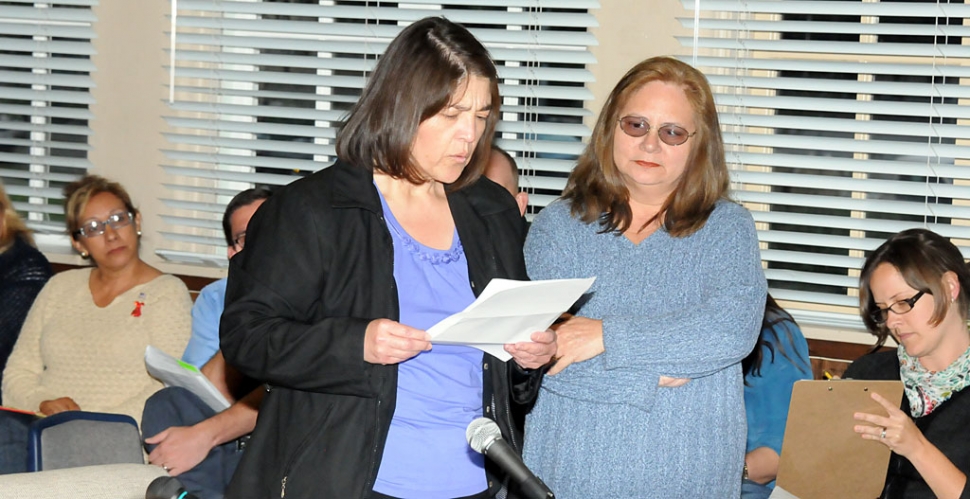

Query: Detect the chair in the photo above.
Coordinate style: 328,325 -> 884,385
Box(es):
27,411 -> 144,471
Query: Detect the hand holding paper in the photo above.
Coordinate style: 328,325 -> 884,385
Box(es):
427,277 -> 595,362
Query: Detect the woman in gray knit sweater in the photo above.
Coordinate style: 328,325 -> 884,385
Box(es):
522,57 -> 767,498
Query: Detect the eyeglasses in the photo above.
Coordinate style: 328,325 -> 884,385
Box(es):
617,116 -> 695,146
73,211 -> 134,239
868,291 -> 925,325
232,232 -> 246,249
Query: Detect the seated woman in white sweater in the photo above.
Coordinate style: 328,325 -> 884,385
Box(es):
0,175 -> 191,474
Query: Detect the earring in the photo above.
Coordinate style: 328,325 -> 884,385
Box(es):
80,251 -> 89,258
137,230 -> 142,236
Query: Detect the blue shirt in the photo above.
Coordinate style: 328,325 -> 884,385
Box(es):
744,319 -> 813,491
372,188 -> 485,499
181,278 -> 226,368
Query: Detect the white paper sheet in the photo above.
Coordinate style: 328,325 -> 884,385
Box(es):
144,346 -> 231,412
427,277 -> 596,361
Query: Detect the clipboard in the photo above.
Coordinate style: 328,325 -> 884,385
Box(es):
775,379 -> 904,499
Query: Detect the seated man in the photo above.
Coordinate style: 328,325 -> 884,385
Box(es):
141,188 -> 271,499
485,145 -> 529,217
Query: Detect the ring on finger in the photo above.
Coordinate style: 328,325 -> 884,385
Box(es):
880,428 -> 887,439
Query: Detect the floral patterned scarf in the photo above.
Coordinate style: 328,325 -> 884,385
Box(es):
898,344 -> 970,418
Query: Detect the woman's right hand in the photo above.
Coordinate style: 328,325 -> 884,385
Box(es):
39,397 -> 81,416
363,318 -> 432,365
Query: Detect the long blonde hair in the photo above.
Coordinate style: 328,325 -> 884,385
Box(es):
0,181 -> 36,250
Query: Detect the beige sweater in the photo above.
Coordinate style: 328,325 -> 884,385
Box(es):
2,268 -> 192,423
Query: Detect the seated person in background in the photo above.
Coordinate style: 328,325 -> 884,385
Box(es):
485,145 -> 529,217
741,293 -> 813,498
846,228 -> 970,499
0,181 -> 52,405
0,174 -> 192,474
141,187 -> 271,499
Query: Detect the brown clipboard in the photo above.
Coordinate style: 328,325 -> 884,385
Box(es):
775,379 -> 904,499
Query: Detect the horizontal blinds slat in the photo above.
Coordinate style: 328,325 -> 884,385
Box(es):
733,152 -> 970,181
736,191 -> 970,221
173,49 -> 594,83
0,21 -> 95,39
172,32 -> 596,64
0,54 -> 96,72
751,211 -> 970,240
0,70 -> 94,89
682,0 -> 970,17
678,36 -> 970,58
163,165 -> 299,186
0,168 -> 83,184
682,55 -> 970,79
0,103 -> 94,120
707,75 -> 970,101
713,94 -> 970,121
680,18 -> 970,38
1,88 -> 95,105
0,121 -> 92,136
763,267 -> 859,290
0,38 -> 96,56
739,171 -> 970,201
165,117 -> 335,139
724,133 -> 970,161
163,150 -> 331,172
3,0 -> 95,5
0,137 -> 92,152
175,2 -> 597,28
173,15 -> 595,42
0,5 -> 98,23
719,113 -> 970,142
0,152 -> 93,170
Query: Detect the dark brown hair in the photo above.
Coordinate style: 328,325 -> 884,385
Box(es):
336,17 -> 500,190
562,56 -> 729,237
859,228 -> 970,347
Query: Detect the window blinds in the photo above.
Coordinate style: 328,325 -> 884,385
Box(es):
0,0 -> 96,251
678,0 -> 970,329
160,0 -> 598,267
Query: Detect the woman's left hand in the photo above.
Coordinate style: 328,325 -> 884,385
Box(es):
854,391 -> 927,458
546,315 -> 605,375
505,330 -> 557,370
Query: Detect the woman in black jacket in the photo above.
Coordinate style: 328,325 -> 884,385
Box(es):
848,228 -> 970,499
220,17 -> 556,499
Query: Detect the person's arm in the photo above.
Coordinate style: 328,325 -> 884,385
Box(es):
856,392 -> 968,499
181,280 -> 225,369
145,386 -> 264,476
745,446 -> 780,484
2,279 -> 60,411
219,187 -> 382,396
744,320 -> 813,484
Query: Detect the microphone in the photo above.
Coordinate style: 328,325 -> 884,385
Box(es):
145,476 -> 200,499
466,417 -> 555,499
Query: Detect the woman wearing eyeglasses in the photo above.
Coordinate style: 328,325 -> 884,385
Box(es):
521,56 -> 766,497
0,174 -> 191,473
844,228 -> 970,499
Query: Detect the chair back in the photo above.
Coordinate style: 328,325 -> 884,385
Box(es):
27,411 -> 143,471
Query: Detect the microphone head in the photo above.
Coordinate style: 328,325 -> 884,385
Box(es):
146,476 -> 184,499
466,417 -> 502,453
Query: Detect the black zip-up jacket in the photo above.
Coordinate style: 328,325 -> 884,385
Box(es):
220,160 -> 544,499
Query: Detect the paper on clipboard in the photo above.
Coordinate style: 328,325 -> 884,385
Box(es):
144,346 -> 231,413
427,277 -> 595,361
776,379 -> 904,499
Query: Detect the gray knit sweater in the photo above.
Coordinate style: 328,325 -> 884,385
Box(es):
523,199 -> 766,498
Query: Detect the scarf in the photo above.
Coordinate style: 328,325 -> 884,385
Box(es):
898,344 -> 970,418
